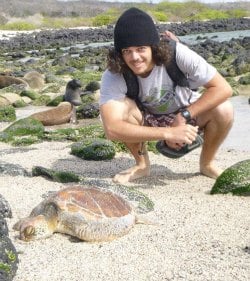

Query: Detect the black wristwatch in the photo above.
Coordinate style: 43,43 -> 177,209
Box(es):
180,109 -> 192,123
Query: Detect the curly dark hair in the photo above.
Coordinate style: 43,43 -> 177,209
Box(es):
106,39 -> 173,74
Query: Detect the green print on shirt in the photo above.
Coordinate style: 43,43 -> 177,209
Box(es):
155,88 -> 177,113
142,86 -> 177,114
155,100 -> 171,113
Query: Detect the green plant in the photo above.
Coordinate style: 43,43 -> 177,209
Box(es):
0,105 -> 16,122
151,11 -> 168,22
227,9 -> 248,18
5,250 -> 17,262
189,10 -> 228,21
0,21 -> 37,30
0,262 -> 11,273
92,14 -> 116,27
72,71 -> 102,86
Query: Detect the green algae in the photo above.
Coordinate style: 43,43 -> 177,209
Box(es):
211,159 -> 250,195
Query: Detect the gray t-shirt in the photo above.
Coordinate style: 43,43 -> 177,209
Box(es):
100,42 -> 216,114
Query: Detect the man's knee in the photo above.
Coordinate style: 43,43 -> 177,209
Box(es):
197,100 -> 234,128
215,100 -> 234,125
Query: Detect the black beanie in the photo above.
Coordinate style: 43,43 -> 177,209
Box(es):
114,7 -> 160,52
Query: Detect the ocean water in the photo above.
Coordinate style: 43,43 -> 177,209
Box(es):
179,29 -> 250,45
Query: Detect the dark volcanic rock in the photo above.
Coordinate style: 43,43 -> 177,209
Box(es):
158,18 -> 250,35
0,18 -> 249,52
0,196 -> 18,281
0,194 -> 12,218
0,216 -> 18,281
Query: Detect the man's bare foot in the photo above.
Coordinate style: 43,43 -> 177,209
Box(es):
200,163 -> 223,179
113,165 -> 150,184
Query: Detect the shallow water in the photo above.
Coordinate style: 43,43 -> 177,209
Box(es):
179,29 -> 250,45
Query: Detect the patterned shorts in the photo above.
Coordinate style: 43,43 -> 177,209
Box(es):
143,110 -> 197,128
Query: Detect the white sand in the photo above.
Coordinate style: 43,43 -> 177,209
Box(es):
0,139 -> 250,281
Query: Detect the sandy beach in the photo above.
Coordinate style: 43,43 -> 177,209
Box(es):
0,96 -> 249,281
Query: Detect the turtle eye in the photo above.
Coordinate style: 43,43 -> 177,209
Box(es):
23,225 -> 35,241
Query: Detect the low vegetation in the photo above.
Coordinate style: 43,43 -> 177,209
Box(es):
0,0 -> 249,30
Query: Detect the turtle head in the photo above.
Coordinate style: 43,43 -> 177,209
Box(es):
14,203 -> 58,241
14,215 -> 56,241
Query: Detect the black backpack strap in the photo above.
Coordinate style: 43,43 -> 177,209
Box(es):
164,39 -> 190,88
123,68 -> 144,111
123,67 -> 139,100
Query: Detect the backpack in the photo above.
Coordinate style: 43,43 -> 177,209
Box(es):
123,39 -> 190,110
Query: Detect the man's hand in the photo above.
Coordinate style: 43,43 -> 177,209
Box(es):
164,124 -> 198,150
161,30 -> 180,42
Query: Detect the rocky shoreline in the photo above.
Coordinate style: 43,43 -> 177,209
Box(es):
0,18 -> 249,51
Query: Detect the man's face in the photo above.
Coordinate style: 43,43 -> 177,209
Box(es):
121,46 -> 154,78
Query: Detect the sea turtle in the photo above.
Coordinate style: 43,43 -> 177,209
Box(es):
13,185 -> 151,242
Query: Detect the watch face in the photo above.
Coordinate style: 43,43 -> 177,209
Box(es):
181,110 -> 191,121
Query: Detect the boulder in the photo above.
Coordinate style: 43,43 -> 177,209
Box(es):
32,166 -> 81,183
0,75 -> 28,89
0,93 -> 22,105
1,117 -> 44,138
211,159 -> 250,195
30,101 -> 72,126
23,71 -> 45,90
0,195 -> 18,281
71,138 -> 116,161
0,216 -> 19,281
0,161 -> 29,177
0,194 -> 12,219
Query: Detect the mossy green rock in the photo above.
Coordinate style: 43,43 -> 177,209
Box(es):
71,138 -> 115,161
32,166 -> 81,183
20,89 -> 39,100
85,81 -> 100,92
0,106 -> 16,122
46,95 -> 64,106
13,99 -> 26,108
0,216 -> 18,281
211,159 -> 250,195
2,117 -> 44,137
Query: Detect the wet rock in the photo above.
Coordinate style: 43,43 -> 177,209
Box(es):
71,138 -> 116,161
0,195 -> 12,219
0,215 -> 18,281
77,102 -> 99,119
32,166 -> 81,183
211,159 -> 250,195
85,81 -> 100,92
0,117 -> 44,145
0,161 -> 29,177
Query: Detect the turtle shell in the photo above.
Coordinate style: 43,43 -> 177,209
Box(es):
50,186 -> 136,241
53,186 -> 133,219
